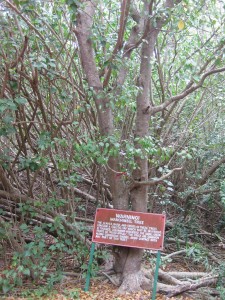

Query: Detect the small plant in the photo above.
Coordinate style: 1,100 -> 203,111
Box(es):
186,243 -> 211,270
216,264 -> 225,299
64,288 -> 80,299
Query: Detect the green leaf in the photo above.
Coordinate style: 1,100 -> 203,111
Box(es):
23,268 -> 30,276
3,116 -> 13,124
2,282 -> 12,294
15,97 -> 27,105
20,223 -> 29,232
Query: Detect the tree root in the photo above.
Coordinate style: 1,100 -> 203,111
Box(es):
101,271 -> 120,287
165,275 -> 218,297
157,271 -> 218,297
105,266 -> 219,297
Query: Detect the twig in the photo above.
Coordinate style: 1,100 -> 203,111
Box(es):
152,67 -> 225,114
163,249 -> 187,260
101,271 -> 120,286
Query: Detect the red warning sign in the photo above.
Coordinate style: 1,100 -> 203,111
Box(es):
92,208 -> 166,250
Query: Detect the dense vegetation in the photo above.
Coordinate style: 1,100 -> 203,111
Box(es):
0,0 -> 224,298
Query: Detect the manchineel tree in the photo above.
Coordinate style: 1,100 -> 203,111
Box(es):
0,0 -> 225,295
72,0 -> 225,292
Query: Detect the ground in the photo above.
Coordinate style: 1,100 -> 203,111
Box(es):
1,258 -> 221,300
2,281 -> 194,300
1,197 -> 224,299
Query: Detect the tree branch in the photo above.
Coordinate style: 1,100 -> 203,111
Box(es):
0,190 -> 91,247
103,0 -> 131,87
130,167 -> 182,189
10,35 -> 29,68
152,67 -> 225,114
0,166 -> 15,193
199,157 -> 225,186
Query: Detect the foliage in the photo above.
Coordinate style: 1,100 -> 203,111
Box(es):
0,0 -> 225,294
0,215 -> 90,294
216,264 -> 225,299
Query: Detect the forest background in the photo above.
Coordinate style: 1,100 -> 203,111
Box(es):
0,0 -> 225,298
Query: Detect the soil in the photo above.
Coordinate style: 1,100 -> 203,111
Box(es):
2,281 -> 194,300
0,256 -> 222,300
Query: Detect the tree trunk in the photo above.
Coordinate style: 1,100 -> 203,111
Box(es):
75,1 -> 129,210
114,247 -> 151,294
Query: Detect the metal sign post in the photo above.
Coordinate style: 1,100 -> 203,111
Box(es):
84,242 -> 96,292
151,250 -> 161,300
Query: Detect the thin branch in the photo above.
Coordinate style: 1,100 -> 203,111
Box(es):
5,0 -> 52,55
0,190 -> 91,247
130,167 -> 183,189
10,35 -> 29,68
0,166 -> 14,193
0,64 -> 9,98
163,249 -> 187,260
103,0 -> 131,87
152,67 -> 225,114
73,187 -> 96,202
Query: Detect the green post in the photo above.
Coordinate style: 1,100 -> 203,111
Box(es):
84,242 -> 96,292
151,251 -> 161,300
